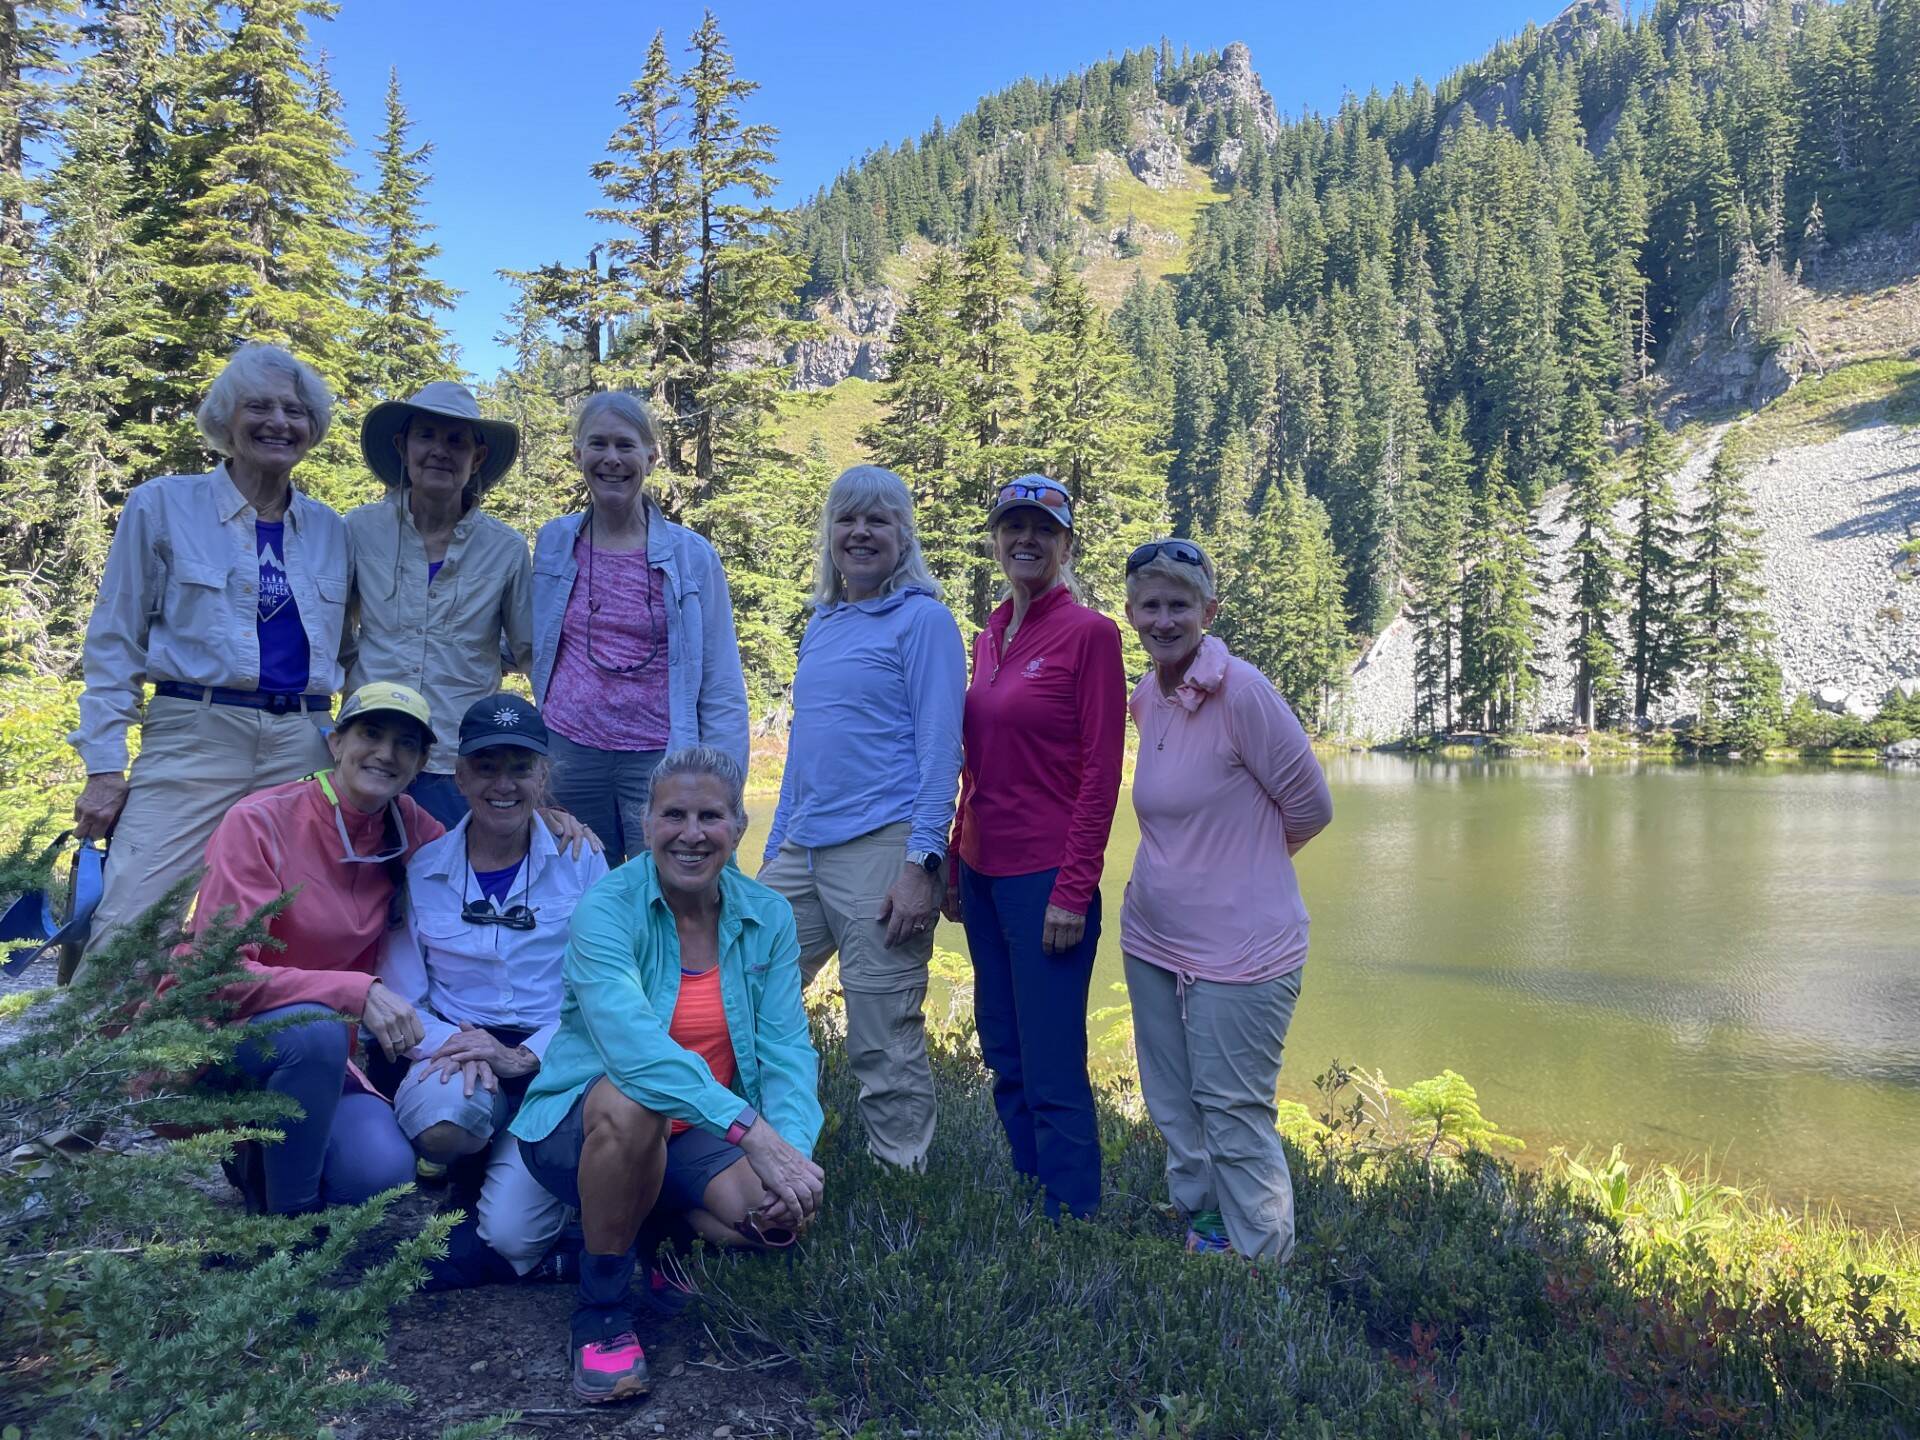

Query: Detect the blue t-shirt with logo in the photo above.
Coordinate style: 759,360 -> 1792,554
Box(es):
255,521 -> 310,693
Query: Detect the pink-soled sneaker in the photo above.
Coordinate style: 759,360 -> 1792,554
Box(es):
572,1331 -> 650,1404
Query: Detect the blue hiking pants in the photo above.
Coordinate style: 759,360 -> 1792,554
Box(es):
958,863 -> 1101,1219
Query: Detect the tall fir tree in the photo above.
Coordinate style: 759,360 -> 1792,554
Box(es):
1687,445 -> 1781,750
161,0 -> 368,497
589,29 -> 694,472
353,68 -> 457,403
860,250 -> 974,627
1022,261 -> 1165,609
954,214 -> 1027,625
1560,388 -> 1624,728
1405,398 -> 1472,736
1624,409 -> 1689,722
676,11 -> 807,502
1457,446 -> 1545,733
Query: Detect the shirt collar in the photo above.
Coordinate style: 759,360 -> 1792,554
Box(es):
990,579 -> 1072,637
213,462 -> 314,530
418,809 -> 559,884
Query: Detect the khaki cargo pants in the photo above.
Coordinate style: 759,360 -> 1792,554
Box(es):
759,821 -> 937,1170
79,695 -> 332,969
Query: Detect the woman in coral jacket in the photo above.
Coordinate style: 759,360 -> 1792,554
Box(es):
943,476 -> 1125,1220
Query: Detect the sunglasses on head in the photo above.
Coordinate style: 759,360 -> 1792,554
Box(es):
995,480 -> 1069,507
1127,539 -> 1209,575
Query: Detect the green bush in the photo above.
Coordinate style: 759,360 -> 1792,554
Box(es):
0,877 -> 488,1440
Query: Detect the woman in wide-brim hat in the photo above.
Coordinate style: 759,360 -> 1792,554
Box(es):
345,382 -> 536,826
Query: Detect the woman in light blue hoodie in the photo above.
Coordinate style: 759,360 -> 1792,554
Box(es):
759,466 -> 966,1169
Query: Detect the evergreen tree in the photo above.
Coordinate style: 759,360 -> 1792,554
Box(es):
353,68 -> 456,402
590,29 -> 694,473
676,11 -> 807,499
1624,410 -> 1688,723
1023,261 -> 1165,609
161,0 -> 368,497
1458,447 -> 1544,732
954,214 -> 1027,625
1213,467 -> 1349,727
1687,445 -> 1780,750
1405,398 -> 1472,736
1560,388 -> 1624,728
860,250 -> 974,626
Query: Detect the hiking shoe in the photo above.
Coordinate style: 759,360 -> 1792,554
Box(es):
1184,1209 -> 1232,1255
572,1331 -> 650,1404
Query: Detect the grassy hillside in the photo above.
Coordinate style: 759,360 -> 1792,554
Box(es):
1717,357 -> 1920,470
1065,156 -> 1229,307
775,375 -> 884,476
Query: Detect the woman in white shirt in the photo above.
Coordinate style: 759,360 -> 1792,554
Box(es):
379,693 -> 607,1286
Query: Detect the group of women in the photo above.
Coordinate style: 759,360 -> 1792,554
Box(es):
71,341 -> 1332,1407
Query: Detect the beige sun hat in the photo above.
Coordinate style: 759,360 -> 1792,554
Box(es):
360,381 -> 520,495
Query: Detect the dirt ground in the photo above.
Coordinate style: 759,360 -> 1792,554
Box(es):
328,1193 -> 816,1440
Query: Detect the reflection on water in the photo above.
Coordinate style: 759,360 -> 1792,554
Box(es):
748,755 -> 1920,1226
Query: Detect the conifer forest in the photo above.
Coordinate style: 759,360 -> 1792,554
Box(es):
2,0 -> 1919,765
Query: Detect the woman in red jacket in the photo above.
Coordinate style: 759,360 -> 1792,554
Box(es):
943,477 -> 1124,1219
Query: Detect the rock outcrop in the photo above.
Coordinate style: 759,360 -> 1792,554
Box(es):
784,287 -> 899,391
1438,0 -> 1625,148
1179,42 -> 1279,148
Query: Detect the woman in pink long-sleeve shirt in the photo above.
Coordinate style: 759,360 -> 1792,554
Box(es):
1120,538 -> 1332,1263
943,476 -> 1124,1220
193,683 -> 446,1214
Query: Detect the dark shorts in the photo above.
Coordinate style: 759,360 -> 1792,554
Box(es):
518,1077 -> 746,1215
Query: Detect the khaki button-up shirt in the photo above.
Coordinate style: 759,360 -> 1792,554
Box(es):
70,465 -> 350,774
343,492 -> 535,773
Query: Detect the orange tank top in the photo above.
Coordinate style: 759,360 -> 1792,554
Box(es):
666,966 -> 737,1137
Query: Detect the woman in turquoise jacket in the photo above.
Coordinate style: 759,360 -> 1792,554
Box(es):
512,745 -> 824,1407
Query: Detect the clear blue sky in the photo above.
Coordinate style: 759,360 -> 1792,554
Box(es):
317,0 -> 1561,377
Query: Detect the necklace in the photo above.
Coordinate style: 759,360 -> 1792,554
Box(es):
1153,700 -> 1180,751
584,509 -> 663,676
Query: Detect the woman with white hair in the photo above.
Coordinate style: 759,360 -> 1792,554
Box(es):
759,466 -> 965,1170
1120,537 -> 1332,1263
531,393 -> 749,866
70,342 -> 350,963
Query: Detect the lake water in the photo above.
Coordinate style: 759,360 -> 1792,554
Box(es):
748,755 -> 1920,1226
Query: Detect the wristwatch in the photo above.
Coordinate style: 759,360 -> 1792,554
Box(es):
724,1103 -> 758,1147
906,849 -> 943,875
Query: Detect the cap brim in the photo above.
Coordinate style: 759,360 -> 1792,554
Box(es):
341,704 -> 440,747
986,498 -> 1073,530
457,733 -> 549,757
360,401 -> 521,494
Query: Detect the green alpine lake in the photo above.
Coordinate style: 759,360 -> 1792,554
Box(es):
749,754 -> 1920,1226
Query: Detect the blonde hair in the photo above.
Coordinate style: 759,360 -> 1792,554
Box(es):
197,343 -> 334,456
810,466 -> 943,607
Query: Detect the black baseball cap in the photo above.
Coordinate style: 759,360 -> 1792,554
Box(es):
457,693 -> 549,756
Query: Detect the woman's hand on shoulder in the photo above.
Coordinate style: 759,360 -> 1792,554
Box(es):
539,805 -> 603,858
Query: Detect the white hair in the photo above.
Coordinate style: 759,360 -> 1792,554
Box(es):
573,391 -> 661,453
1125,537 -> 1217,603
649,745 -> 748,835
196,343 -> 335,457
810,465 -> 943,607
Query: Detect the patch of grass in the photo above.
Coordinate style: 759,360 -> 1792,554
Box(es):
1066,158 -> 1228,308
775,376 -> 884,476
688,1021 -> 1920,1439
1720,357 -> 1920,471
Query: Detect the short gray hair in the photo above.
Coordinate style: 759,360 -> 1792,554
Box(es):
648,745 -> 748,834
1125,536 -> 1217,603
196,343 -> 335,457
574,391 -> 660,453
453,750 -> 553,806
810,465 -> 943,607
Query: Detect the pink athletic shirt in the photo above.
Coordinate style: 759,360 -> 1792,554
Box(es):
544,533 -> 672,751
950,582 -> 1125,916
1121,638 -> 1333,983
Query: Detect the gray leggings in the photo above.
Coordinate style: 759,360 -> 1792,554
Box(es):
545,732 -> 663,868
